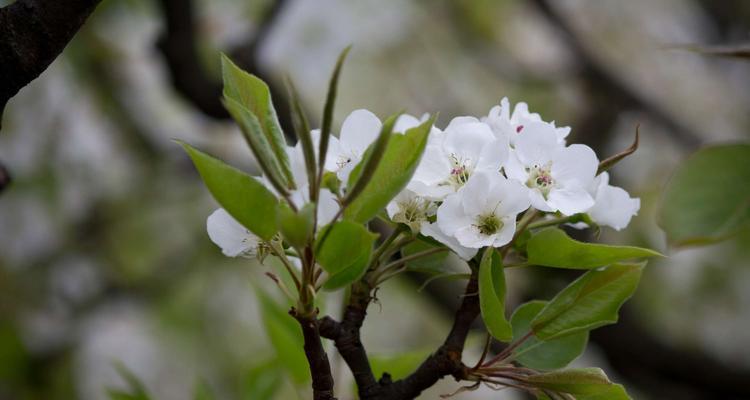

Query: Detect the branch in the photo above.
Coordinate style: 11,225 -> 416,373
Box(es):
293,310 -> 337,400
155,0 -> 294,134
0,160 -> 9,194
0,0 -> 102,128
321,269 -> 479,400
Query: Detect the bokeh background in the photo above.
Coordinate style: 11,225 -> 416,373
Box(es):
1,0 -> 750,399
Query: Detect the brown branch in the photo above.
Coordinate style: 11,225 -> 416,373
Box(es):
321,269 -> 479,400
0,0 -> 102,129
155,0 -> 294,134
293,310 -> 337,400
0,160 -> 9,194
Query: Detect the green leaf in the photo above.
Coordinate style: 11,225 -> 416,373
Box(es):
221,54 -> 293,187
659,144 -> 750,246
319,47 -> 351,182
478,248 -> 512,342
369,350 -> 431,381
531,263 -> 644,340
344,113 -> 398,204
255,289 -> 309,384
527,228 -> 661,269
242,359 -> 283,400
509,301 -> 588,370
106,363 -> 151,400
179,141 -> 279,240
344,117 -> 434,223
402,239 -> 454,274
316,221 -> 378,290
286,78 -> 317,195
193,381 -> 215,400
278,202 -> 315,248
223,96 -> 291,195
525,368 -> 631,399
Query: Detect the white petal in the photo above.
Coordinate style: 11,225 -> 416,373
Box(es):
454,225 -> 495,248
317,189 -> 341,226
494,179 -> 532,216
436,192 -> 474,236
529,189 -> 555,212
589,184 -> 640,230
475,137 -> 509,174
460,172 -> 492,215
504,151 -> 529,183
547,186 -> 595,216
513,121 -> 560,165
421,223 -> 478,261
443,121 -> 495,163
339,109 -> 382,154
492,216 -> 517,247
206,209 -> 259,257
551,144 -> 598,186
394,114 -> 422,134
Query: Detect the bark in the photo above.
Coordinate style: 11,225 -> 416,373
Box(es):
0,0 -> 101,127
295,312 -> 337,400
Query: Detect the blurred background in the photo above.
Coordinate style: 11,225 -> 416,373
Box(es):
1,0 -> 749,399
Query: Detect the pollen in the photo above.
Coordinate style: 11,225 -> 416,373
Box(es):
476,213 -> 503,235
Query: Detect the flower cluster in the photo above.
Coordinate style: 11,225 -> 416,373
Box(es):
208,98 -> 640,260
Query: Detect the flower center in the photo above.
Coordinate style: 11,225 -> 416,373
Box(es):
444,154 -> 473,189
394,197 -> 433,232
526,162 -> 555,198
475,213 -> 503,235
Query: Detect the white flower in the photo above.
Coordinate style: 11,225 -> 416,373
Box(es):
326,109 -> 382,183
421,222 -> 478,261
386,189 -> 436,233
505,122 -> 597,216
483,98 -> 570,146
586,172 -> 640,230
435,171 -> 531,248
409,117 -> 508,200
207,208 -> 261,257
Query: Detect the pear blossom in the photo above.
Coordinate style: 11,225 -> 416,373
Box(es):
207,208 -> 262,257
326,109 -> 383,183
409,117 -> 508,200
505,122 -> 598,216
421,222 -> 478,261
483,98 -> 570,146
586,172 -> 640,230
386,189 -> 436,233
434,172 -> 530,249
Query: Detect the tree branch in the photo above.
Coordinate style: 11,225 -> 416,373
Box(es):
155,0 -> 294,134
0,0 -> 101,128
321,269 -> 479,400
293,310 -> 337,400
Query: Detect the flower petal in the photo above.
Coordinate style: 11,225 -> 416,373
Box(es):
420,223 -> 478,261
547,186 -> 595,215
206,208 -> 258,257
339,109 -> 382,154
551,144 -> 598,186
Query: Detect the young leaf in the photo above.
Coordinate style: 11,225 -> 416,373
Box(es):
478,248 -> 512,342
318,47 -> 351,182
531,263 -> 644,340
178,141 -> 279,240
527,228 -> 661,269
658,144 -> 750,246
316,221 -> 378,290
278,202 -> 315,248
402,240 -> 456,275
343,116 -> 434,223
224,96 -> 291,196
255,288 -> 310,384
221,54 -> 293,187
525,368 -> 631,399
343,113 -> 398,205
509,301 -> 588,370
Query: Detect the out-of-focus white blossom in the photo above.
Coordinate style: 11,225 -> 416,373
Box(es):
483,97 -> 569,146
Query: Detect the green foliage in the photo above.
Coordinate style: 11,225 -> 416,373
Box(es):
106,363 -> 151,400
510,301 -> 588,370
527,368 -> 631,399
531,263 -> 644,340
255,289 -> 309,385
278,202 -> 315,248
221,54 -> 293,188
659,144 -> 750,245
319,47 -> 351,178
344,117 -> 434,223
316,221 -> 378,290
527,228 -> 661,269
179,141 -> 279,240
369,350 -> 431,381
242,360 -> 283,400
344,113 -> 399,204
402,239 -> 454,274
192,381 -> 216,400
478,248 -> 512,342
